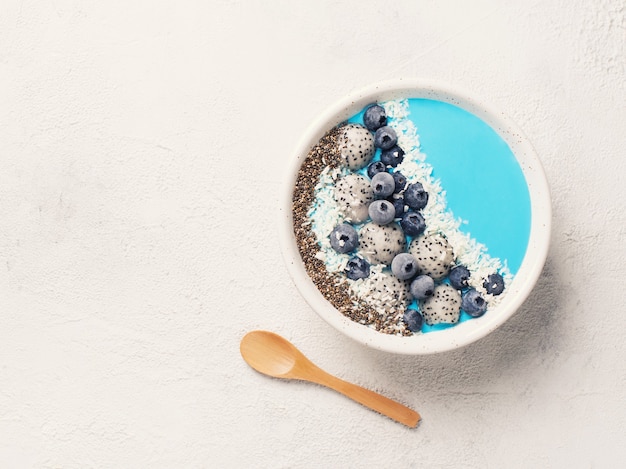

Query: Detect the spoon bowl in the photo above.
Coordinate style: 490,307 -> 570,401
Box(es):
240,330 -> 420,428
240,330 -> 300,377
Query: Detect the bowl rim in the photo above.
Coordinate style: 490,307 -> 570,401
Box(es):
278,79 -> 551,355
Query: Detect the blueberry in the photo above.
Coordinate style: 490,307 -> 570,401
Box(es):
461,289 -> 487,317
368,200 -> 395,225
391,253 -> 419,280
410,275 -> 435,300
389,197 -> 405,218
400,211 -> 426,236
391,171 -> 407,193
403,308 -> 423,332
363,104 -> 387,131
380,145 -> 405,167
449,265 -> 470,290
367,161 -> 387,179
371,172 -> 395,198
345,256 -> 370,280
329,223 -> 358,253
374,126 -> 397,150
404,182 -> 429,210
483,273 -> 505,295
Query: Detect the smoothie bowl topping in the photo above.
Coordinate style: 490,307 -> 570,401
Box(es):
292,99 -> 513,336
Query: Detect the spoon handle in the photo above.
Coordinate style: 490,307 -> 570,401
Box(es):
311,369 -> 420,428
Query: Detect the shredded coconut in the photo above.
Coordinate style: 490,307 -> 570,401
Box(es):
308,165 -> 351,273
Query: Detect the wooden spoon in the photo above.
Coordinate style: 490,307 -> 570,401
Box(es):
240,330 -> 420,428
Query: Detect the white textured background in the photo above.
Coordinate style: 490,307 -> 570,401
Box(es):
1,1 -> 625,467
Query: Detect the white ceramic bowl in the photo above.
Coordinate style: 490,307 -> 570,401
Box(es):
279,80 -> 551,354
